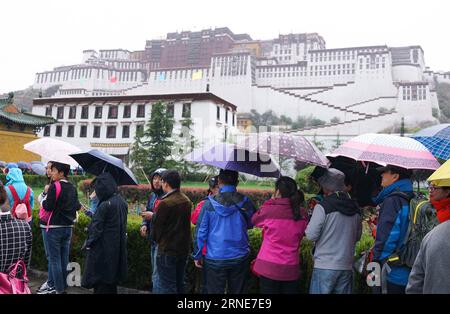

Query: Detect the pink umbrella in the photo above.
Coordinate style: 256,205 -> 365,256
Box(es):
328,133 -> 440,170
236,132 -> 330,168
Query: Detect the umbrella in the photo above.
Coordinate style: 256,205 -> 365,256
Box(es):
235,132 -> 330,168
70,149 -> 138,185
427,159 -> 450,187
7,163 -> 18,169
411,124 -> 450,160
30,161 -> 45,166
185,143 -> 281,178
328,133 -> 440,170
24,138 -> 81,168
17,161 -> 31,169
0,161 -> 6,167
31,163 -> 47,175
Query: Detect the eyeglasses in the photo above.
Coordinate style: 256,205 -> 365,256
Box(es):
428,185 -> 443,192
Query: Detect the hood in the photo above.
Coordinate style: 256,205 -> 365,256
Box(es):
94,172 -> 118,202
6,168 -> 24,185
321,192 -> 360,216
372,179 -> 413,205
150,172 -> 165,197
209,197 -> 241,217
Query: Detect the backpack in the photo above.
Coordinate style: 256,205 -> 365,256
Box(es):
387,193 -> 439,268
39,181 -> 62,232
8,186 -> 32,222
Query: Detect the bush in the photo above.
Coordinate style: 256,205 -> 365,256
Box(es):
0,174 -> 91,188
295,166 -> 320,195
79,180 -> 274,209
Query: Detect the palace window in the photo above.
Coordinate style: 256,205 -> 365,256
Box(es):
106,126 -> 116,138
55,125 -> 62,137
182,103 -> 191,118
95,106 -> 103,119
69,107 -> 76,119
93,125 -> 101,138
81,106 -> 89,119
45,107 -> 53,117
80,125 -> 87,138
167,104 -> 174,118
122,125 -> 130,138
217,106 -> 221,121
57,107 -> 64,119
123,105 -> 131,118
43,126 -> 51,137
108,106 -> 118,119
67,125 -> 75,138
137,105 -> 145,118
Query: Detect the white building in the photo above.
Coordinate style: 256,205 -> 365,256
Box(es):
32,29 -> 447,138
32,93 -> 237,160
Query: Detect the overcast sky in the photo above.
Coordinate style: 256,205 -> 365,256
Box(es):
1,0 -> 449,94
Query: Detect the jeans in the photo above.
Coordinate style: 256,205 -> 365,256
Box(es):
46,228 -> 72,293
41,228 -> 54,288
150,242 -> 159,292
154,253 -> 187,294
310,268 -> 353,294
204,255 -> 250,294
259,276 -> 299,294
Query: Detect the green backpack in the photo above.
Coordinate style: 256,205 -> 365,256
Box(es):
388,194 -> 439,268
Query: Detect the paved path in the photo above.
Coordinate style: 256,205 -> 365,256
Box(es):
28,269 -> 150,294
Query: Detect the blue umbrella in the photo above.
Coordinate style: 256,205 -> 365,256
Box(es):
31,164 -> 46,175
411,124 -> 450,160
30,161 -> 45,166
17,161 -> 31,169
185,143 -> 281,178
70,149 -> 138,185
7,163 -> 18,169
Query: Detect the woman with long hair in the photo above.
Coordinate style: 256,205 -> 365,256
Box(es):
251,176 -> 308,294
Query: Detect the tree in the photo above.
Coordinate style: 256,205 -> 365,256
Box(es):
378,107 -> 389,114
144,101 -> 175,171
312,133 -> 325,152
130,101 -> 175,175
173,118 -> 201,177
330,116 -> 341,124
331,132 -> 342,150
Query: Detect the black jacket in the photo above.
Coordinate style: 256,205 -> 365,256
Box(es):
42,180 -> 80,226
81,173 -> 128,288
320,192 -> 361,216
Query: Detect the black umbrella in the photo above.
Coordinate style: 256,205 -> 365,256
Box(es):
70,149 -> 138,185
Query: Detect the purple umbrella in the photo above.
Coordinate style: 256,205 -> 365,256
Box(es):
185,143 -> 281,178
236,132 -> 330,168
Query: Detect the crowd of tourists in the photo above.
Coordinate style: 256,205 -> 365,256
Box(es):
1,162 -> 450,294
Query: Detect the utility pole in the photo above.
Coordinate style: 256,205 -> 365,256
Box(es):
400,117 -> 405,137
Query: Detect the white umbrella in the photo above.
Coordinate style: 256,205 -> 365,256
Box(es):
24,138 -> 81,168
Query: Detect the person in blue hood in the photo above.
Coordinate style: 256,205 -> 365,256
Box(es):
5,168 -> 34,223
371,165 -> 414,294
193,169 -> 257,294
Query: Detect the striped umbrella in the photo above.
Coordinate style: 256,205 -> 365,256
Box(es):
328,133 -> 440,170
411,124 -> 450,160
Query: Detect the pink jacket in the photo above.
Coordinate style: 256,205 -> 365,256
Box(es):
251,198 -> 308,281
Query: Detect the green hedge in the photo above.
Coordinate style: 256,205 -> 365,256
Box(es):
0,174 -> 91,189
30,206 -> 374,293
79,180 -> 274,209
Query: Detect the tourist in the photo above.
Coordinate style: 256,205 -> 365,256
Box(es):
371,165 -> 414,294
151,170 -> 192,294
81,173 -> 128,294
190,175 -> 219,294
139,167 -> 166,292
306,168 -> 362,294
252,176 -> 308,294
4,168 -> 34,223
40,161 -> 81,294
36,161 -> 56,294
406,183 -> 450,294
193,169 -> 256,294
0,182 -> 32,278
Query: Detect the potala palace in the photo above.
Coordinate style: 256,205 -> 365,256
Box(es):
31,27 -> 450,154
